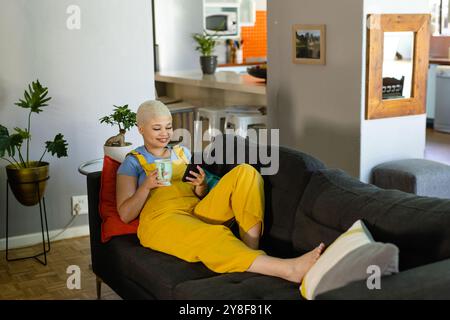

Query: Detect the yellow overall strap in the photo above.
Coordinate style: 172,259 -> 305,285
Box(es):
128,150 -> 154,176
173,145 -> 190,164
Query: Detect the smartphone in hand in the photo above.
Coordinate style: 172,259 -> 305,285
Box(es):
182,163 -> 202,182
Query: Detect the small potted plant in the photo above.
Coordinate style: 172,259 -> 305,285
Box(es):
0,80 -> 69,206
192,32 -> 219,74
100,104 -> 136,162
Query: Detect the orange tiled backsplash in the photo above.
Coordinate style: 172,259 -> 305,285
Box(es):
241,10 -> 267,62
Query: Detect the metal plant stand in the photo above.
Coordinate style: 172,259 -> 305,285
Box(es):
5,177 -> 51,266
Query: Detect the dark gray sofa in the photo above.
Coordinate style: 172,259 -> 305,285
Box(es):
86,142 -> 450,300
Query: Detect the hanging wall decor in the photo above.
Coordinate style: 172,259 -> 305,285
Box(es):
292,24 -> 326,65
366,14 -> 430,120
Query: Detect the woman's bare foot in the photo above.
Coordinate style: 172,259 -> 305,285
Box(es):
285,243 -> 325,283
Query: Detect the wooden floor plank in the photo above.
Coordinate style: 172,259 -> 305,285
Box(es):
426,128 -> 450,165
0,236 -> 121,300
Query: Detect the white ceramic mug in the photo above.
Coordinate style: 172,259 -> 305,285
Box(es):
154,159 -> 172,186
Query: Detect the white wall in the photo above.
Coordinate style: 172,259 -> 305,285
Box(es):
360,0 -> 430,182
255,0 -> 267,11
267,0 -> 364,177
268,0 -> 430,181
0,0 -> 155,238
155,0 -> 203,72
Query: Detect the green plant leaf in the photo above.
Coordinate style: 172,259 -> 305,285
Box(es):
100,104 -> 136,132
14,79 -> 52,114
0,125 -> 8,137
45,133 -> 68,158
0,126 -> 28,161
192,32 -> 218,56
9,132 -> 27,150
0,125 -> 14,158
13,127 -> 31,140
99,115 -> 114,126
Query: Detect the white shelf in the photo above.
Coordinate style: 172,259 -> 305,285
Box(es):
204,0 -> 240,8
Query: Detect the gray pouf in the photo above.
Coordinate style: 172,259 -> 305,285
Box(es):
372,159 -> 450,199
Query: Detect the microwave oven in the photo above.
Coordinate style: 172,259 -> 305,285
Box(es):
204,5 -> 239,37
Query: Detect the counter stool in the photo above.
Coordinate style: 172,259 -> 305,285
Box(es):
224,113 -> 268,139
224,105 -> 266,115
166,101 -> 196,148
194,108 -> 226,145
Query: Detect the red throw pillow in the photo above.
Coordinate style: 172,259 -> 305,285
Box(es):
99,156 -> 139,243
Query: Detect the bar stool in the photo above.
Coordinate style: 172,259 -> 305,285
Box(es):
224,113 -> 268,139
194,107 -> 228,140
166,101 -> 196,148
224,105 -> 266,115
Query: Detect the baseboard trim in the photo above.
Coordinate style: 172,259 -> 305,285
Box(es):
0,225 -> 90,251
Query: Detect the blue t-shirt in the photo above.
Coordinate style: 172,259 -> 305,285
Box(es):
117,145 -> 191,187
117,145 -> 221,190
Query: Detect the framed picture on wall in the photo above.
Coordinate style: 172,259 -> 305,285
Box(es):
292,24 -> 326,65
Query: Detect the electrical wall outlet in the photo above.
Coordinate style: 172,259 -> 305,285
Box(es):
72,195 -> 88,216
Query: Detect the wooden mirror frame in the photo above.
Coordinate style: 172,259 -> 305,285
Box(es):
366,14 -> 430,120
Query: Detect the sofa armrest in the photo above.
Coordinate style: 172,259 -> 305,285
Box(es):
316,258 -> 450,300
87,171 -> 103,271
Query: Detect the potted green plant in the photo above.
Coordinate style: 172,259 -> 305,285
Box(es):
100,104 -> 136,162
0,80 -> 69,206
192,32 -> 219,74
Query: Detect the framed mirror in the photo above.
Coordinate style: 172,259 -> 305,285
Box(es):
366,14 -> 430,120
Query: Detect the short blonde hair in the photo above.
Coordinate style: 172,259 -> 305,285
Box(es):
136,100 -> 172,126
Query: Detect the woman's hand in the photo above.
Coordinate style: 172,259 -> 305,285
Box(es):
142,170 -> 167,191
185,165 -> 208,198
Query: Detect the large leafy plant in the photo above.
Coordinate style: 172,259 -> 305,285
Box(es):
0,80 -> 69,169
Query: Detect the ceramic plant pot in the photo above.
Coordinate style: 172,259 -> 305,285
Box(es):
200,56 -> 218,75
103,143 -> 134,163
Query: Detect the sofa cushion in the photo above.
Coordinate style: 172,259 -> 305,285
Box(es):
315,258 -> 450,300
102,234 -> 217,299
174,273 -> 302,300
293,169 -> 450,271
195,135 -> 326,257
300,220 -> 399,300
194,134 -> 260,177
99,156 -> 139,243
261,146 -> 326,257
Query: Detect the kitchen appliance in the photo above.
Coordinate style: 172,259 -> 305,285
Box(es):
204,3 -> 240,37
434,66 -> 450,133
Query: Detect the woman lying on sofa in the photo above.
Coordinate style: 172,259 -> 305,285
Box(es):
116,100 -> 325,284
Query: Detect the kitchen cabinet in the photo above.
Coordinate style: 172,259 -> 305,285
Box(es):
240,0 -> 256,27
204,0 -> 240,4
427,64 -> 438,120
203,0 -> 264,27
430,0 -> 450,35
435,65 -> 450,132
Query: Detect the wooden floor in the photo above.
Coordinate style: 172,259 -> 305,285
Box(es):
0,236 -> 121,300
425,128 -> 450,165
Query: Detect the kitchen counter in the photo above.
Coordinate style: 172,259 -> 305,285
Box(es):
155,71 -> 266,95
218,62 -> 266,67
430,57 -> 450,66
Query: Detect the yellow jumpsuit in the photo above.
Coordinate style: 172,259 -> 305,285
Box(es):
130,146 -> 265,273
